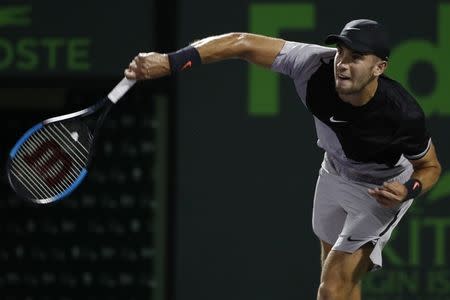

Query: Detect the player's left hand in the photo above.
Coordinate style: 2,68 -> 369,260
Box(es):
368,181 -> 408,208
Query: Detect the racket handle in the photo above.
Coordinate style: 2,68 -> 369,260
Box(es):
107,78 -> 137,103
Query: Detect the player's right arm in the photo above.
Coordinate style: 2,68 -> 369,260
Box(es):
192,33 -> 285,67
124,33 -> 286,80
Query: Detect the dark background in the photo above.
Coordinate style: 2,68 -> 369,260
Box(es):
1,0 -> 449,300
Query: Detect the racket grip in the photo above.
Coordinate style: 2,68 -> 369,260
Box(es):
107,78 -> 137,103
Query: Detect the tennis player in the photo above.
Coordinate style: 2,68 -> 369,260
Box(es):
125,19 -> 441,300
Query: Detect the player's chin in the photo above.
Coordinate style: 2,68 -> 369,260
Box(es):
335,83 -> 355,95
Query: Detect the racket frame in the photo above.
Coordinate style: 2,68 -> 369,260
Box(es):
6,99 -> 112,203
6,78 -> 135,203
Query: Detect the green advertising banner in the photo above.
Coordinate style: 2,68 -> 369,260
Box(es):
0,0 -> 154,77
175,1 -> 450,299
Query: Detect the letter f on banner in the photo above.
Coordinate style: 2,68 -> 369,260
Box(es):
387,3 -> 450,117
248,4 -> 314,116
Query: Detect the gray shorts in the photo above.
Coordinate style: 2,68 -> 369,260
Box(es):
312,157 -> 413,271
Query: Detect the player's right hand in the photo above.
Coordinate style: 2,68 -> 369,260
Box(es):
124,52 -> 171,80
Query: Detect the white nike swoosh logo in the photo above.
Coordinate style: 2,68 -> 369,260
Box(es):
329,116 -> 348,123
345,27 -> 361,31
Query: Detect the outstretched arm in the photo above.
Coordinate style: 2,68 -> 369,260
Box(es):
124,33 -> 285,80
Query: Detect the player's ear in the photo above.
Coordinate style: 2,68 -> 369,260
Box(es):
373,59 -> 387,76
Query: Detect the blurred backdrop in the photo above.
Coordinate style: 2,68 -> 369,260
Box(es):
1,0 -> 449,300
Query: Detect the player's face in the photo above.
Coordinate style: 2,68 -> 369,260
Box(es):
333,44 -> 382,97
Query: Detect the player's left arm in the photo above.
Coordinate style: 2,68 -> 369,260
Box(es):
369,142 -> 441,207
407,142 -> 441,193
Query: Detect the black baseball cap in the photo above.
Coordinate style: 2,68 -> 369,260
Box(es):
325,19 -> 390,60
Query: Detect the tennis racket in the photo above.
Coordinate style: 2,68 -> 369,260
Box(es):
6,77 -> 136,204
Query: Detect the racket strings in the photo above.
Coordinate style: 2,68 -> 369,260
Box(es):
54,123 -> 89,155
12,150 -> 76,201
41,124 -> 89,169
20,137 -> 76,190
27,132 -> 81,182
11,161 -> 51,199
12,140 -> 75,199
9,123 -> 91,201
11,153 -> 64,201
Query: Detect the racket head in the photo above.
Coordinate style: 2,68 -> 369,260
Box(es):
6,110 -> 99,204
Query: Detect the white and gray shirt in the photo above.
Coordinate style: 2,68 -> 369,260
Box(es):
271,41 -> 431,184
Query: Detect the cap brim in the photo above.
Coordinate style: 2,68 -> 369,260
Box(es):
324,34 -> 372,54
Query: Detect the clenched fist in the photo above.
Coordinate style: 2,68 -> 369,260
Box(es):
124,52 -> 171,80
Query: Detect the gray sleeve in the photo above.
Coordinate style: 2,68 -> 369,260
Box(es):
271,41 -> 336,82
